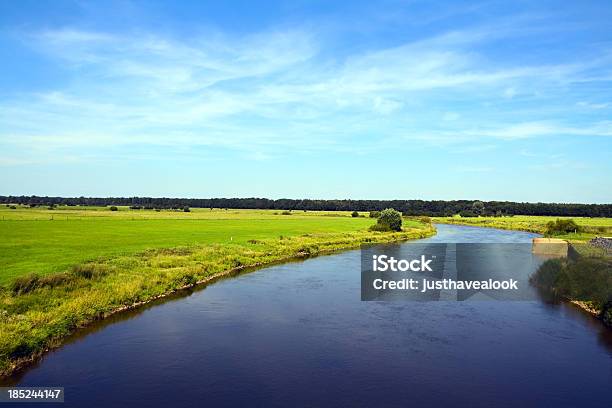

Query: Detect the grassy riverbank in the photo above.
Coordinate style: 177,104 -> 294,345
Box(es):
433,215 -> 612,322
432,215 -> 612,241
0,206 -> 434,376
530,245 -> 612,326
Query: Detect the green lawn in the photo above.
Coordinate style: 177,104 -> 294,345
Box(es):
0,207 -> 382,285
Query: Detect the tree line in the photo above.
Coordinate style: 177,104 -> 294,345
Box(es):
1,196 -> 611,217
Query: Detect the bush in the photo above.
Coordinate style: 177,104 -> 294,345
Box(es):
281,210 -> 291,215
11,274 -> 40,294
109,206 -> 118,211
419,216 -> 431,224
369,223 -> 392,232
369,211 -> 381,218
71,263 -> 110,279
545,219 -> 580,236
531,256 -> 611,314
371,208 -> 402,232
602,302 -> 612,327
459,210 -> 477,217
351,211 -> 359,217
529,258 -> 564,290
38,273 -> 74,289
183,206 -> 190,212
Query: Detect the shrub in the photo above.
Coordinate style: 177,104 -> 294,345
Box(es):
38,273 -> 74,289
529,258 -> 564,290
459,210 -> 477,217
369,223 -> 392,232
129,205 -> 142,210
531,256 -> 611,314
281,210 -> 291,215
371,208 -> 402,232
183,206 -> 191,212
351,211 -> 359,217
602,302 -> 612,327
11,274 -> 40,294
9,205 -> 16,210
71,263 -> 110,279
545,219 -> 580,236
419,216 -> 431,224
109,206 -> 118,211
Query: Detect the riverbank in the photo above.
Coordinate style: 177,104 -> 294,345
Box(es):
432,215 -> 612,242
0,224 -> 435,377
434,218 -> 612,324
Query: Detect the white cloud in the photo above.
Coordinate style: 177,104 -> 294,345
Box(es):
372,97 -> 403,114
442,112 -> 460,121
576,101 -> 609,109
1,23 -> 612,166
454,166 -> 494,173
503,87 -> 517,98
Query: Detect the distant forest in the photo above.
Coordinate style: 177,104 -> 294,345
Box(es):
1,196 -> 611,217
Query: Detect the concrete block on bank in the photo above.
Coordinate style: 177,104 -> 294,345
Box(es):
532,238 -> 568,257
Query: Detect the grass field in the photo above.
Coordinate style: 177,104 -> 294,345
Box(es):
432,215 -> 612,241
0,206 -> 433,375
0,206 -> 416,285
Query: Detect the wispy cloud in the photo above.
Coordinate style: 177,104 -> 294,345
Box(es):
1,19 -> 612,167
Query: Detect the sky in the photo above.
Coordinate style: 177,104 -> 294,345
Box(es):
0,0 -> 611,203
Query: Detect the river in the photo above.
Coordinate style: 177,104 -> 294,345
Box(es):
6,224 -> 612,407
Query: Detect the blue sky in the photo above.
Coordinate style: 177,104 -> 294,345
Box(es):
0,0 -> 611,202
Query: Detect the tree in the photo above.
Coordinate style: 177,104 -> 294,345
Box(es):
351,211 -> 359,217
472,200 -> 485,215
545,219 -> 580,236
459,210 -> 477,217
371,208 -> 403,231
109,206 -> 118,211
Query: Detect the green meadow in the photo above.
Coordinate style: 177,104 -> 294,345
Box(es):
0,206 -> 420,285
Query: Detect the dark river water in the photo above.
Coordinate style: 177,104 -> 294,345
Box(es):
7,224 -> 612,407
